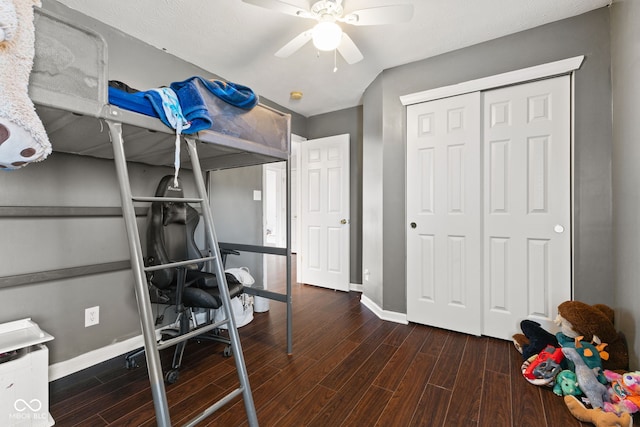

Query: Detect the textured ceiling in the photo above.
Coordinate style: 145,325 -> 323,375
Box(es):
55,0 -> 610,117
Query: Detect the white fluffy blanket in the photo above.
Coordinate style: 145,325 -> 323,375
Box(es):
0,0 -> 51,170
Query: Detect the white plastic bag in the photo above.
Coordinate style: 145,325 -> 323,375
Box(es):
214,293 -> 254,328
215,267 -> 256,328
225,267 -> 255,285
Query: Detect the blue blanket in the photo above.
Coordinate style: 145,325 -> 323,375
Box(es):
108,77 -> 258,132
171,77 -> 258,110
108,85 -> 211,134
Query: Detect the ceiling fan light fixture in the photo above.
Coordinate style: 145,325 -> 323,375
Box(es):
312,21 -> 342,51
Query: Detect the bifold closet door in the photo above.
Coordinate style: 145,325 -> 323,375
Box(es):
482,75 -> 571,339
406,92 -> 482,336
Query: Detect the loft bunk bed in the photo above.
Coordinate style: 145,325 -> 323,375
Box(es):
25,7 -> 292,426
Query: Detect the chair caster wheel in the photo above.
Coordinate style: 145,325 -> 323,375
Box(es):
165,369 -> 180,384
125,358 -> 139,370
223,346 -> 232,358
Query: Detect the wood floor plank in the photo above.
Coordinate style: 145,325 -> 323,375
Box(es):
540,386 -> 584,426
375,352 -> 438,427
257,339 -> 359,426
428,331 -> 468,389
269,385 -> 337,427
341,385 -> 393,427
419,326 -> 449,357
411,384 -> 452,427
320,321 -> 397,391
478,372 -> 512,427
509,349 -> 546,427
373,324 -> 432,391
443,335 -> 487,425
382,322 -> 412,347
308,343 -> 397,427
485,336 -> 511,375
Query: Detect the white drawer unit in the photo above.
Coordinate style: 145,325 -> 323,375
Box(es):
0,319 -> 54,426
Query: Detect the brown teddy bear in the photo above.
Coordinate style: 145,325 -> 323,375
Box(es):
556,301 -> 629,372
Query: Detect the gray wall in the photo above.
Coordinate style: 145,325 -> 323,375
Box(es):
306,107 -> 363,284
362,75 -> 385,306
0,153 -> 181,363
208,166 -> 264,282
611,0 -> 640,370
363,8 -> 613,313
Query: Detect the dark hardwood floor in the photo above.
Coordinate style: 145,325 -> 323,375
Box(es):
50,258 -> 595,426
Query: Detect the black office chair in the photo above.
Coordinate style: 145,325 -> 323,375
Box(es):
126,175 -> 243,384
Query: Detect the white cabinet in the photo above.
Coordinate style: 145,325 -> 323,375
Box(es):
0,319 -> 54,426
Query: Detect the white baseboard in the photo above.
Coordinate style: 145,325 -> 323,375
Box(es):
49,331 -> 159,381
349,283 -> 363,292
360,294 -> 408,325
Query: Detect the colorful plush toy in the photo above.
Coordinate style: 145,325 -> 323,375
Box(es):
556,332 -> 608,384
562,347 -> 610,409
512,319 -> 559,360
0,0 -> 51,169
603,370 -> 640,416
553,369 -> 582,397
556,301 -> 629,372
564,395 -> 632,427
523,344 -> 564,380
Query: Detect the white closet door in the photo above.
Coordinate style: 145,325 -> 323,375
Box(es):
406,92 -> 482,335
482,75 -> 571,339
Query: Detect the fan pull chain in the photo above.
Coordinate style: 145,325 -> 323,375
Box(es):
333,49 -> 338,73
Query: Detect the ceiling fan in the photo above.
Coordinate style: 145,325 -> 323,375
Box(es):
242,0 -> 414,65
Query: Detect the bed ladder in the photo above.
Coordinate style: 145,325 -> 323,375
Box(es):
106,121 -> 258,427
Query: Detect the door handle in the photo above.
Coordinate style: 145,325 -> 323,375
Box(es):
410,222 -> 417,229
340,219 -> 349,225
554,224 -> 564,233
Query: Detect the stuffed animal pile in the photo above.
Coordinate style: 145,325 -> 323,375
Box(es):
513,301 -> 636,427
0,0 -> 51,170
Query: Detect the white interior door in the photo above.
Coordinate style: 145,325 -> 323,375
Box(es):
406,92 -> 482,335
300,134 -> 350,291
482,75 -> 571,339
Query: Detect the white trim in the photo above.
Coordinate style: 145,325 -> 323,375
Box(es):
49,330 -> 160,381
360,294 -> 408,325
350,282 -> 363,292
400,55 -> 585,106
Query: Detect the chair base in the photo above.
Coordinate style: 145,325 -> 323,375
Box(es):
124,308 -> 233,383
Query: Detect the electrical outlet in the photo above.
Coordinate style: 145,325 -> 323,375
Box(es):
85,306 -> 99,327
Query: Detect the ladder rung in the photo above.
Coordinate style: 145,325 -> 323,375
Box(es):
183,388 -> 244,427
132,196 -> 204,203
144,256 -> 216,272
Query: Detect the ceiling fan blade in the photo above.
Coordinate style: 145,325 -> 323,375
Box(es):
275,30 -> 313,58
241,0 -> 313,19
337,33 -> 363,64
340,4 -> 414,26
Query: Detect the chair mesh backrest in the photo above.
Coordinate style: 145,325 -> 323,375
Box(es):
146,175 -> 202,290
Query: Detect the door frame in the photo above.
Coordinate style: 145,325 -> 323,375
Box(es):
402,56 -> 584,313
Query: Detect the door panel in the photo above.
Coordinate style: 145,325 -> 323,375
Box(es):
482,75 -> 571,339
406,92 -> 482,335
